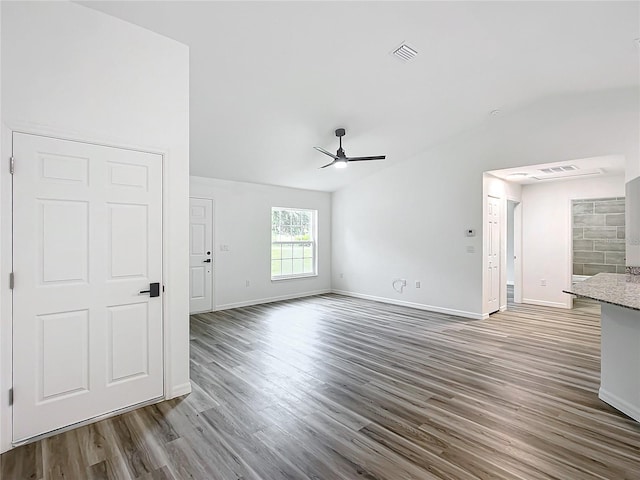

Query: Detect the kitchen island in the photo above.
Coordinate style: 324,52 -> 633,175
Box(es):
564,272 -> 640,422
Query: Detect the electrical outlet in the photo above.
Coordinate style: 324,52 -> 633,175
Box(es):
466,246 -> 475,253
540,279 -> 547,287
415,281 -> 421,288
245,280 -> 250,287
339,273 -> 344,279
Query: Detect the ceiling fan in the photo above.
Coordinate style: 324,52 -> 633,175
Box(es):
314,128 -> 386,169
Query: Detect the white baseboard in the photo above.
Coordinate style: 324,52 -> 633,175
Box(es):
331,289 -> 484,320
599,388 -> 640,423
522,298 -> 571,309
167,381 -> 192,399
215,289 -> 331,311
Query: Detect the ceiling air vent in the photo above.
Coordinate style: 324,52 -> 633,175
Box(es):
539,165 -> 578,174
391,43 -> 418,62
531,168 -> 603,181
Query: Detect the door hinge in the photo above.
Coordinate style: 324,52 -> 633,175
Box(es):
9,388 -> 13,406
9,272 -> 14,289
9,156 -> 15,175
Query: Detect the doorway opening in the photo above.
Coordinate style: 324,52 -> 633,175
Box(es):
485,155 -> 625,315
506,200 -> 522,308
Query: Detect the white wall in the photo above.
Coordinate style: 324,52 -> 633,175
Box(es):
332,87 -> 638,319
190,176 -> 332,309
1,2 -> 189,452
626,147 -> 640,266
625,110 -> 640,266
0,1 -> 3,452
521,175 -> 625,309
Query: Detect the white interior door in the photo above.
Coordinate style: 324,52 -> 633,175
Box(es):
487,195 -> 500,314
189,198 -> 213,313
12,133 -> 164,443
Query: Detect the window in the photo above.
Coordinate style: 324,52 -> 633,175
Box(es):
271,207 -> 317,279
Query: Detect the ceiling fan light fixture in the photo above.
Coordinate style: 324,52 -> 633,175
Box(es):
314,128 -> 385,169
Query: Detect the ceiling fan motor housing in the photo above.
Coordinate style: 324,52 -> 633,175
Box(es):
314,127 -> 385,168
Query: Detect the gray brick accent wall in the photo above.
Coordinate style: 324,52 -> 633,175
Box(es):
573,198 -> 626,275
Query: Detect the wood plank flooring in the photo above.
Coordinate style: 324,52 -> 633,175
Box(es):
2,293 -> 640,479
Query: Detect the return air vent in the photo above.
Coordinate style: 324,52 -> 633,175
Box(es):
539,165 -> 578,174
531,168 -> 603,181
391,43 -> 418,62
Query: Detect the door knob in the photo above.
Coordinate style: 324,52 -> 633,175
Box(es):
139,282 -> 160,297
203,259 -> 211,263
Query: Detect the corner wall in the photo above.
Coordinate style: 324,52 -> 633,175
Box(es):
1,1 -> 190,451
190,176 -> 332,310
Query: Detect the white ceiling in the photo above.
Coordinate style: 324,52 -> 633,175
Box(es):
81,1 -> 639,192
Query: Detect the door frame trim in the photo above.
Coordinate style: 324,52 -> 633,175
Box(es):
510,200 -> 523,304
189,196 -> 216,314
0,124 -> 174,452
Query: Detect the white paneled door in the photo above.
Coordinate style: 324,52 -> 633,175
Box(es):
487,195 -> 500,314
12,133 -> 164,443
189,198 -> 213,313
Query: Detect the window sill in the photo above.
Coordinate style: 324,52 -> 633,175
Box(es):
271,273 -> 318,282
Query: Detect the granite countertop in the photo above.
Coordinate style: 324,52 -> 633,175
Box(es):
563,273 -> 640,311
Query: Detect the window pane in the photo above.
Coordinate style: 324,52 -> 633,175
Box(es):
303,244 -> 312,258
292,243 -> 304,259
281,244 -> 293,259
292,259 -> 303,274
272,244 -> 282,260
281,259 -> 293,276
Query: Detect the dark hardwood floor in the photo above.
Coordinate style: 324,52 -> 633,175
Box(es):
2,293 -> 640,479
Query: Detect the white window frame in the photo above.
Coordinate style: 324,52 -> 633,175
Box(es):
271,207 -> 318,280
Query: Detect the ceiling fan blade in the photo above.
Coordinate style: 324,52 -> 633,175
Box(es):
314,146 -> 339,159
347,155 -> 386,162
320,161 -> 336,169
